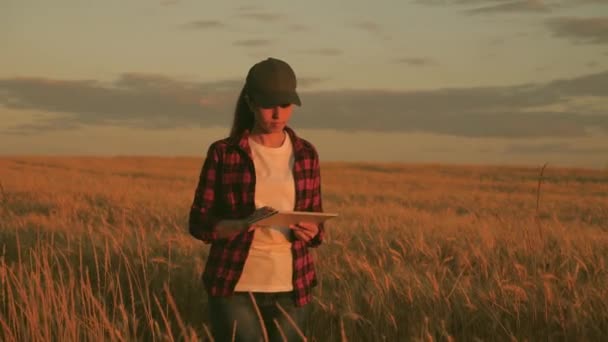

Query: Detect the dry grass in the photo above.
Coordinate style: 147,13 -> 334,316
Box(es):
0,156 -> 607,341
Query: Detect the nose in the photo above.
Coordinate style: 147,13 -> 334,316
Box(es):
272,107 -> 279,118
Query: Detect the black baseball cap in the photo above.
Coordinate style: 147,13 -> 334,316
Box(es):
245,57 -> 302,107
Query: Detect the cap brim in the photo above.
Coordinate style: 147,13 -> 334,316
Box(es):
252,91 -> 301,107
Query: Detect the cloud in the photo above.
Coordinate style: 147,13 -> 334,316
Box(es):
239,12 -> 281,22
465,0 -> 553,14
413,0 -> 556,11
352,21 -> 382,34
546,16 -> 608,45
287,24 -> 308,32
350,20 -> 391,40
505,142 -> 608,154
1,70 -> 607,138
1,120 -> 82,136
413,0 -> 608,14
393,57 -> 438,67
235,5 -> 263,12
181,20 -> 225,30
234,5 -> 281,22
0,75 -> 242,132
297,78 -> 329,88
546,69 -> 608,97
561,0 -> 608,8
292,70 -> 608,137
233,6 -> 306,34
294,94 -> 599,138
233,39 -> 273,47
298,48 -> 343,56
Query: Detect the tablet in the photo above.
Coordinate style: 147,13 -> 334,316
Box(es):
250,210 -> 338,227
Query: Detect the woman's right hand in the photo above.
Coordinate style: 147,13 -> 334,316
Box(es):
215,207 -> 274,240
246,206 -> 277,224
215,219 -> 252,240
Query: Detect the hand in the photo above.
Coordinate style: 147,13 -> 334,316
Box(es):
246,206 -> 277,225
216,219 -> 251,240
289,221 -> 319,243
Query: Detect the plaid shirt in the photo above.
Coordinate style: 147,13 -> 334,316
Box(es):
189,126 -> 324,307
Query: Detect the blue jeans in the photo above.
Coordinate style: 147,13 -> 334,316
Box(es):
207,291 -> 310,342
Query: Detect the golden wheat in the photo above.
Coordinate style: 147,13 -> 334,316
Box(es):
1,156 -> 607,341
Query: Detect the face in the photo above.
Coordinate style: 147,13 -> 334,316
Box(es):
249,100 -> 294,134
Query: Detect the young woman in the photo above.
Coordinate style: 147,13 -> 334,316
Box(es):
189,57 -> 325,341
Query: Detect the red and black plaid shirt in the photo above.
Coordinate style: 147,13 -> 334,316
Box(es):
189,126 -> 324,307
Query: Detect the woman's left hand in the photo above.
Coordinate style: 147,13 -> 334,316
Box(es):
289,221 -> 319,243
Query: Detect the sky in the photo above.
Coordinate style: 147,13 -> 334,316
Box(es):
1,0 -> 608,169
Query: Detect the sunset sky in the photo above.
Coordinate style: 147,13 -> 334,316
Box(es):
2,0 -> 608,168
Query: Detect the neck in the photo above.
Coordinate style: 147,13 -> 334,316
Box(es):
250,127 -> 286,147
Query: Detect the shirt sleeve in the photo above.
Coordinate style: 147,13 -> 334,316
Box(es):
307,150 -> 324,248
189,143 -> 222,243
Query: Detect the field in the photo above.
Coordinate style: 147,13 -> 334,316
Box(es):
1,156 -> 607,341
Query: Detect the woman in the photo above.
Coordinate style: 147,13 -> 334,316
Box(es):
189,57 -> 325,342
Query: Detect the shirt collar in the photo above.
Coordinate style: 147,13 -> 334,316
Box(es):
231,126 -> 307,158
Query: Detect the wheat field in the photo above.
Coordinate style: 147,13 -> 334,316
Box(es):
0,156 -> 607,341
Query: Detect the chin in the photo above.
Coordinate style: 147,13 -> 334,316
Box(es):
266,125 -> 285,133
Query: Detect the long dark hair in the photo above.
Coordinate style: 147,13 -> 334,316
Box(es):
229,85 -> 255,139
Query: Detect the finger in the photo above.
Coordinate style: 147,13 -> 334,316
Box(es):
297,222 -> 316,230
293,226 -> 315,237
290,224 -> 305,231
297,221 -> 311,229
294,230 -> 310,242
297,229 -> 313,241
291,222 -> 306,230
295,226 -> 313,238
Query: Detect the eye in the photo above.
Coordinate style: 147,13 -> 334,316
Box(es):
279,103 -> 291,108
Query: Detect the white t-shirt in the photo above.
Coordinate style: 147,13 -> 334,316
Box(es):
234,133 -> 295,292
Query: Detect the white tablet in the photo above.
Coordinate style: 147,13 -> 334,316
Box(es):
250,211 -> 338,227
